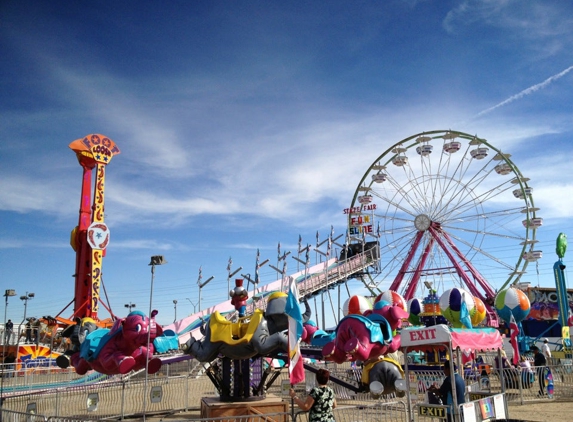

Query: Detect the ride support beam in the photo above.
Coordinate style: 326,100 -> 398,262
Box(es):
427,226 -> 486,303
403,236 -> 436,300
73,158 -> 95,319
437,227 -> 497,300
389,230 -> 425,293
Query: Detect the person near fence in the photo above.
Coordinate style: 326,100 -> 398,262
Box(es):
4,319 -> 13,344
542,338 -> 552,361
531,345 -> 547,396
25,320 -> 32,343
494,350 -> 513,371
518,355 -> 534,388
495,350 -> 520,389
433,360 -> 465,422
290,368 -> 337,422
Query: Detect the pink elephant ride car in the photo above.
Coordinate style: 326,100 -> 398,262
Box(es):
59,310 -> 163,376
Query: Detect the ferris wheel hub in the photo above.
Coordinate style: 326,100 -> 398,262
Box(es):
414,214 -> 432,231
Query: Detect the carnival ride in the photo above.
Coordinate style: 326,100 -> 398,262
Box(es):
7,130 -> 564,405
346,130 -> 542,328
67,134 -> 120,324
173,130 -> 553,401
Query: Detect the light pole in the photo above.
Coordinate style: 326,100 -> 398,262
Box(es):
173,300 -> 178,322
198,275 -> 214,315
18,292 -> 34,343
2,289 -> 17,408
143,255 -> 166,421
186,298 -> 197,314
124,302 -> 136,312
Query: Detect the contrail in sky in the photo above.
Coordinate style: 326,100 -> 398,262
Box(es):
474,65 -> 573,118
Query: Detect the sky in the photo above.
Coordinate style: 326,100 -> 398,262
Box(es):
1,0 -> 572,328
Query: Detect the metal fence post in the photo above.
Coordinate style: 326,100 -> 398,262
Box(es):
120,378 -> 126,420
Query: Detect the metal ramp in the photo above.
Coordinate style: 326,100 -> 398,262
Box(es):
297,248 -> 378,300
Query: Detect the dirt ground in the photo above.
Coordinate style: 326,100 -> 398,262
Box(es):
506,400 -> 573,421
144,400 -> 573,422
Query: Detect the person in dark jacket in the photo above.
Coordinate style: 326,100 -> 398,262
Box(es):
435,360 -> 465,422
25,321 -> 32,343
531,345 -> 547,396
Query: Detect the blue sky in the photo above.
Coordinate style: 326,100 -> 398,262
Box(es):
1,1 -> 572,327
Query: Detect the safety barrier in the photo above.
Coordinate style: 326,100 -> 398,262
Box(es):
294,402 -> 408,422
0,408 -> 50,422
2,356 -> 573,420
149,413 -> 291,422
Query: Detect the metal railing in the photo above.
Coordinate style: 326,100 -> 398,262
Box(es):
2,348 -> 573,421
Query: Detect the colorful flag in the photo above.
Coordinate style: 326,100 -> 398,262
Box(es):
227,257 -> 232,272
285,277 -> 305,385
509,313 -> 520,365
460,294 -> 473,329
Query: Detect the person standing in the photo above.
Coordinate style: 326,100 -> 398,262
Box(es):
4,319 -> 13,344
25,320 -> 32,343
531,345 -> 547,396
519,355 -> 535,388
542,338 -> 552,362
435,360 -> 466,422
290,368 -> 337,422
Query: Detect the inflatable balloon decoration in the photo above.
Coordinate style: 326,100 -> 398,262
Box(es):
407,297 -> 423,326
57,310 -> 163,375
343,295 -> 372,316
494,287 -> 531,324
439,287 -> 475,329
470,296 -> 487,326
375,290 -> 407,312
495,287 -> 531,359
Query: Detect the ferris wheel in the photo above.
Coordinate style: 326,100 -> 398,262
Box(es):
347,130 -> 542,323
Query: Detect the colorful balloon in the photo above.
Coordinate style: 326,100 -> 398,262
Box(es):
494,287 -> 530,323
374,290 -> 407,311
470,296 -> 487,326
343,295 -> 372,316
439,288 -> 475,328
407,297 -> 423,325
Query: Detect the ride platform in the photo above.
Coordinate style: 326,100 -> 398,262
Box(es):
200,394 -> 288,421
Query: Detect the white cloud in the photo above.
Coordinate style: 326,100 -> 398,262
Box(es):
473,65 -> 573,118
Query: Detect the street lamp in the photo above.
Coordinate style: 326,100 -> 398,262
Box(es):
143,255 -> 166,421
2,289 -> 17,408
198,275 -> 214,314
18,292 -> 34,343
173,300 -> 178,322
124,302 -> 136,312
186,298 -> 198,313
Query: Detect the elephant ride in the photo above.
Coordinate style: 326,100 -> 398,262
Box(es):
183,279 -> 310,402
